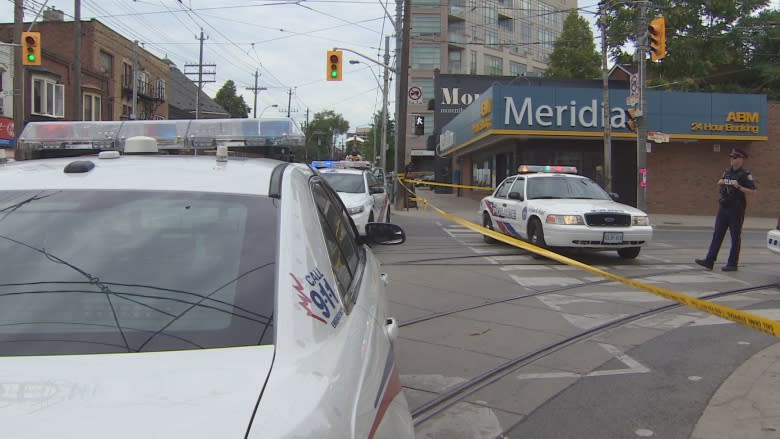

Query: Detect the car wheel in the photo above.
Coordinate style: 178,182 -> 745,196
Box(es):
528,219 -> 547,259
482,212 -> 497,244
617,247 -> 641,259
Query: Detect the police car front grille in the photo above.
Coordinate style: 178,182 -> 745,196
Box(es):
584,213 -> 631,227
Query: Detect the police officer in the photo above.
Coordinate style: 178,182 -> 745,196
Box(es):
695,147 -> 757,271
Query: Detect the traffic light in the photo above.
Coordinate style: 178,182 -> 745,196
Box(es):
326,50 -> 343,81
22,31 -> 42,66
648,16 -> 666,62
625,108 -> 638,132
414,115 -> 425,135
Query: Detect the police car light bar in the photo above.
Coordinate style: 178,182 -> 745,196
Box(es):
311,160 -> 372,170
517,165 -> 578,174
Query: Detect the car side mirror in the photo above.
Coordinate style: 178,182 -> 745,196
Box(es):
609,192 -> 620,201
364,223 -> 405,245
508,191 -> 523,201
370,186 -> 385,194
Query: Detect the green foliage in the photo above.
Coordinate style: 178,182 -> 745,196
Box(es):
544,11 -> 601,79
603,1 -> 775,95
213,80 -> 250,118
304,110 -> 350,159
355,111 -> 396,169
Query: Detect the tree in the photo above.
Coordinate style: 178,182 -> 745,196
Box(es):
357,111 -> 396,169
544,11 -> 601,79
213,80 -> 250,118
603,0 -> 770,93
304,110 -> 349,159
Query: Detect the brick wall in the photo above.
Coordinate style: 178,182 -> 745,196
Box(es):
646,101 -> 779,217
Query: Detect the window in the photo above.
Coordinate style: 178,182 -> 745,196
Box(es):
448,50 -> 462,74
509,177 -> 525,197
98,51 -> 113,75
509,61 -> 527,76
83,93 -> 101,121
484,29 -> 498,47
470,50 -> 477,74
31,76 -> 64,118
138,71 -> 150,96
311,180 -> 362,308
411,15 -> 441,37
411,78 -> 434,101
156,79 -> 166,100
412,0 -> 439,5
495,177 -> 516,198
484,5 -> 497,25
122,62 -> 132,88
411,45 -> 440,69
485,54 -> 503,75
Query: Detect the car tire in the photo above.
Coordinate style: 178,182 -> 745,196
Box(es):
482,212 -> 497,244
617,247 -> 641,259
528,219 -> 547,259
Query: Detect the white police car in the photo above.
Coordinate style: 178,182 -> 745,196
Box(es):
313,161 -> 391,235
480,165 -> 653,259
0,121 -> 414,439
768,216 -> 780,256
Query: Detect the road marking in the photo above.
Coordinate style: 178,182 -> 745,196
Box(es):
515,343 -> 649,380
510,275 -> 584,287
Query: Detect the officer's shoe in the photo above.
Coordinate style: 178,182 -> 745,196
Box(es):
695,258 -> 714,270
721,265 -> 738,272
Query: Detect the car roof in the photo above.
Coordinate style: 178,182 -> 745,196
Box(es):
0,155 -> 299,195
318,168 -> 365,176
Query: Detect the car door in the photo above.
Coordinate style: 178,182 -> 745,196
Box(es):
485,177 -> 521,237
507,176 -> 529,239
366,172 -> 389,222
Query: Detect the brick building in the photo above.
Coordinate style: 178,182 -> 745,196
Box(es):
0,11 -> 169,123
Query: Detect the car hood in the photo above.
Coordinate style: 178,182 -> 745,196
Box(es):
0,346 -> 274,438
338,192 -> 369,208
530,199 -> 648,216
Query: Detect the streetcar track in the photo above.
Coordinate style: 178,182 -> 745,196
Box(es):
409,282 -> 780,429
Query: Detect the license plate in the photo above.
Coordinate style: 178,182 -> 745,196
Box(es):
603,232 -> 624,244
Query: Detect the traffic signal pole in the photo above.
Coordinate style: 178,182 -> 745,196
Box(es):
380,35 -> 390,173
636,1 -> 649,211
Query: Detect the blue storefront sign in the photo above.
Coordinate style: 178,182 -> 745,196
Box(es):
439,84 -> 767,156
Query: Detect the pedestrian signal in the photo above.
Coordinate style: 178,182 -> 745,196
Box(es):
648,16 -> 666,62
414,115 -> 425,135
326,50 -> 343,81
22,31 -> 42,66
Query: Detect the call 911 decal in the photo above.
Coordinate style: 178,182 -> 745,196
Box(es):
291,269 -> 345,328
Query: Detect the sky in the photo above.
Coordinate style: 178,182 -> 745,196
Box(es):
2,0 -> 400,132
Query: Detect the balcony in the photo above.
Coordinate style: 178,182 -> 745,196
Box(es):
121,75 -> 165,101
448,32 -> 466,48
448,5 -> 466,20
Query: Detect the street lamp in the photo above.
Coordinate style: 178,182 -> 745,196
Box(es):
260,104 -> 279,117
349,59 -> 389,172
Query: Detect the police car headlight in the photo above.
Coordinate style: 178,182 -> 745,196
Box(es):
632,216 -> 649,226
546,214 -> 584,225
348,206 -> 365,214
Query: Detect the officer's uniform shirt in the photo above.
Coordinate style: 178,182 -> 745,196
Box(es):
719,166 -> 756,209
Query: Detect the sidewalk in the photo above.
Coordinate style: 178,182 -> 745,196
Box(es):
399,188 -> 777,231
397,188 -> 780,439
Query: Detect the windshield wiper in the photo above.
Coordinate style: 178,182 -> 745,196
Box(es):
531,196 -> 562,199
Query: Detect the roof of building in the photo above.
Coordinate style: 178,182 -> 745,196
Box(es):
166,63 -> 229,119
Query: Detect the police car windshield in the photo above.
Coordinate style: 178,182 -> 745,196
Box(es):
0,189 -> 276,356
321,172 -> 366,194
527,176 -> 611,200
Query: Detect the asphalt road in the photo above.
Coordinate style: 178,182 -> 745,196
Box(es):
372,210 -> 780,439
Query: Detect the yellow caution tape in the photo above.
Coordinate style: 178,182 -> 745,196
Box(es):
396,178 -> 780,339
402,178 -> 495,191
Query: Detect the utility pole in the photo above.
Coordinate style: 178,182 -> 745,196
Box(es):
13,0 -> 23,156
380,35 -> 390,172
636,1 -> 649,210
394,0 -> 410,210
286,88 -> 293,117
72,0 -> 81,120
131,40 -> 138,119
394,0 -> 402,176
184,29 -> 216,119
246,70 -> 266,118
600,1 -> 612,193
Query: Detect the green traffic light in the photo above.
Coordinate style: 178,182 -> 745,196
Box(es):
27,53 -> 36,62
330,69 -> 337,78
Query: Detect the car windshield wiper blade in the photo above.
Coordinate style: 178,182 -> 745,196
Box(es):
531,196 -> 563,199
0,233 -> 132,352
136,261 -> 276,352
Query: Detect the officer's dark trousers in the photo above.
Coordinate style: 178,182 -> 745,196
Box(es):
704,205 -> 745,266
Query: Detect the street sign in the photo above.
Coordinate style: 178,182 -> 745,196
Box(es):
408,86 -> 422,101
648,131 -> 670,143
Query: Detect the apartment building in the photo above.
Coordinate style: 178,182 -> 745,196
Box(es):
405,0 -> 571,170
